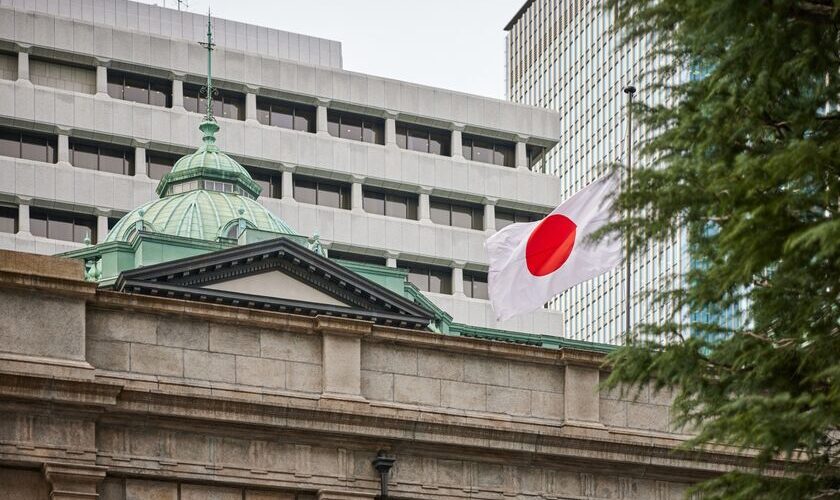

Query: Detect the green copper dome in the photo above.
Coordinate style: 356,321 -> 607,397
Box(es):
156,121 -> 262,199
104,120 -> 296,244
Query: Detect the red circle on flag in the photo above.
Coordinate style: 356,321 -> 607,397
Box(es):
525,214 -> 577,277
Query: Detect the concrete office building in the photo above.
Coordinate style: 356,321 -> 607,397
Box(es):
0,0 -> 568,336
505,0 -> 683,345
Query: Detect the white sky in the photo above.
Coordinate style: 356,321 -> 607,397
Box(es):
143,0 -> 523,99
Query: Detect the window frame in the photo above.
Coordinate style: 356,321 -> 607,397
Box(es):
463,270 -> 489,300
256,97 -> 316,133
399,261 -> 452,295
248,168 -> 282,199
462,134 -> 516,168
326,110 -> 385,145
0,128 -> 57,163
293,176 -> 351,209
0,204 -> 18,234
429,198 -> 484,230
183,83 -> 246,121
146,152 -> 180,180
69,139 -> 135,176
361,187 -> 418,220
107,69 -> 172,108
395,122 -> 451,156
494,208 -> 544,230
29,208 -> 97,244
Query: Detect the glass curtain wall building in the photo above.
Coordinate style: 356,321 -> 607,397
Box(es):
505,0 -> 684,344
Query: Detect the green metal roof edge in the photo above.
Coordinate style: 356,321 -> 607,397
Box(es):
447,323 -> 617,353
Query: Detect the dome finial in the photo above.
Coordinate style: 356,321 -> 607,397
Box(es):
198,8 -> 218,146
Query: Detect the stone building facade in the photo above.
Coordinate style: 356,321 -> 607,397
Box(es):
0,250 -> 753,500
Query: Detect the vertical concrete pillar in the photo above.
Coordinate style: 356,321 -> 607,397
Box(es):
43,462 -> 106,500
385,251 -> 398,268
57,133 -> 70,165
452,263 -> 465,297
171,78 -> 184,109
133,142 -> 148,178
95,65 -> 108,96
564,364 -> 602,425
351,176 -> 364,213
281,169 -> 295,200
418,187 -> 432,224
245,88 -> 258,123
316,99 -> 329,135
17,202 -> 30,234
16,51 -> 30,82
384,111 -> 397,147
317,317 -> 371,400
96,214 -> 109,243
515,135 -> 528,170
483,197 -> 497,233
451,124 -> 464,159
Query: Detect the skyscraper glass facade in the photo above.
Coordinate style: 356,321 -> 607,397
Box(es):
505,0 -> 684,344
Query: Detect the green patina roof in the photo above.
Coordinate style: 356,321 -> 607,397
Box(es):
104,188 -> 295,243
155,121 -> 262,199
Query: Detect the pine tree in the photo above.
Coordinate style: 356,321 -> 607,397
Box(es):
600,1 -> 840,498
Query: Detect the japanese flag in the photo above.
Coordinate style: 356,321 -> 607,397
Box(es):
485,174 -> 622,321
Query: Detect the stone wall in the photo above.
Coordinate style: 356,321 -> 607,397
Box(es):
87,309 -> 323,394
0,251 -> 761,500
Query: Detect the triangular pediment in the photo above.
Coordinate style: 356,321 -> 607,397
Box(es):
202,270 -> 350,307
114,237 -> 433,329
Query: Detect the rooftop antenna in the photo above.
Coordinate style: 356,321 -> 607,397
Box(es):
198,9 -> 216,123
176,0 -> 190,11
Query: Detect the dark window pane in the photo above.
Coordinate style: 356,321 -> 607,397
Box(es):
363,121 -> 384,144
0,130 -> 19,158
150,79 -> 171,106
495,210 -> 516,230
224,98 -> 243,120
472,139 -> 493,164
429,131 -> 449,156
339,114 -> 363,141
430,201 -> 450,226
429,269 -> 451,294
405,197 -> 418,220
30,216 -> 47,238
147,154 -> 176,180
467,273 -> 489,299
495,143 -> 515,167
0,206 -> 17,234
396,125 -> 407,149
451,204 -> 474,229
98,146 -> 126,174
183,94 -> 199,113
21,135 -> 52,163
73,219 -> 95,243
363,190 -> 385,215
257,107 -> 270,125
294,179 -> 318,205
407,128 -> 429,153
294,107 -> 314,132
318,182 -> 342,208
329,250 -> 385,265
71,143 -> 99,170
327,120 -> 339,138
107,80 -> 123,100
462,140 -> 472,160
48,216 -> 74,242
385,194 -> 407,219
407,269 -> 428,291
123,76 -> 149,104
271,103 -> 294,129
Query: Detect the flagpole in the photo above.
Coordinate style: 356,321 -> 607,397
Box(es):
623,85 -> 636,338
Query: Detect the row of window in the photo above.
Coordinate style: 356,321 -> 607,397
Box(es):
73,68 -> 543,167
0,204 -> 96,244
332,251 -> 488,299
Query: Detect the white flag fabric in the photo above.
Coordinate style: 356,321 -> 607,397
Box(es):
485,174 -> 622,321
